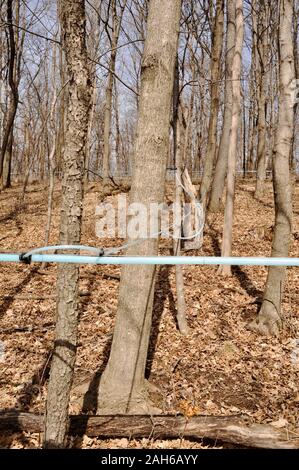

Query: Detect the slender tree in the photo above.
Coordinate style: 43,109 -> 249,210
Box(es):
0,0 -> 24,188
173,57 -> 189,336
199,0 -> 224,211
102,0 -> 128,184
218,0 -> 243,276
209,0 -> 236,212
44,0 -> 91,448
254,1 -> 268,199
246,0 -> 258,175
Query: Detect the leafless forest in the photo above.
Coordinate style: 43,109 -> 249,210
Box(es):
0,0 -> 298,450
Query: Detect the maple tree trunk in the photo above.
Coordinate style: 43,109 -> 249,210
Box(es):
209,0 -> 235,213
43,0 -> 91,448
97,0 -> 182,414
2,133 -> 13,189
102,57 -> 115,183
200,0 -> 224,212
172,59 -> 189,336
246,0 -> 258,174
0,0 -> 18,187
218,0 -> 243,277
102,0 -> 127,184
249,0 -> 295,336
42,46 -> 59,270
254,1 -> 268,200
84,75 -> 97,184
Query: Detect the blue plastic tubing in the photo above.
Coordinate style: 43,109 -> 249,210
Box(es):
1,253 -> 299,266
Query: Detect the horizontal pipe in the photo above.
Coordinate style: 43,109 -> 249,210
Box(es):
1,253 -> 299,266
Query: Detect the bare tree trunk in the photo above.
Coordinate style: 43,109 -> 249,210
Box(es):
290,1 -> 298,174
218,0 -> 243,276
2,134 -> 13,188
247,0 -> 257,174
56,0 -> 67,177
43,0 -> 91,448
114,80 -> 122,175
199,0 -> 224,212
42,93 -> 59,269
102,0 -> 127,184
246,0 -> 258,174
249,0 -> 295,336
254,1 -> 268,199
172,58 -> 189,336
97,0 -> 182,415
209,0 -> 235,212
0,0 -> 19,186
84,74 -> 97,184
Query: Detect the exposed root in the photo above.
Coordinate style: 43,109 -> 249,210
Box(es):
97,380 -> 163,415
217,264 -> 232,276
97,395 -> 162,415
248,300 -> 282,336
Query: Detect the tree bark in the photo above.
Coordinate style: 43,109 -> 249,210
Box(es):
102,0 -> 127,184
84,73 -> 97,184
249,0 -> 295,336
246,0 -> 258,175
172,58 -> 189,336
97,0 -> 182,415
1,133 -> 13,188
254,1 -> 268,199
218,0 -> 243,277
199,0 -> 224,212
43,0 -> 91,448
209,0 -> 236,212
0,0 -> 19,187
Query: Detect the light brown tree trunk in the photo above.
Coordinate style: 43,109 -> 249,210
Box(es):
199,0 -> 224,212
208,0 -> 235,212
84,74 -> 97,184
102,0 -> 127,184
172,58 -> 189,336
43,0 -> 91,448
182,168 -> 203,250
56,0 -> 67,177
114,80 -> 122,175
97,0 -> 182,415
183,63 -> 195,168
249,0 -> 295,336
246,0 -> 258,174
218,0 -> 243,276
254,1 -> 268,199
290,1 -> 298,174
42,86 -> 59,270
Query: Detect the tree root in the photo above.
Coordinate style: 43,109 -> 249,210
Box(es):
97,380 -> 163,415
248,300 -> 282,336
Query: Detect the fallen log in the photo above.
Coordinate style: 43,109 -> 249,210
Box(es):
0,412 -> 298,449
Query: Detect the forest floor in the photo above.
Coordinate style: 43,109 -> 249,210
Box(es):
0,179 -> 298,449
